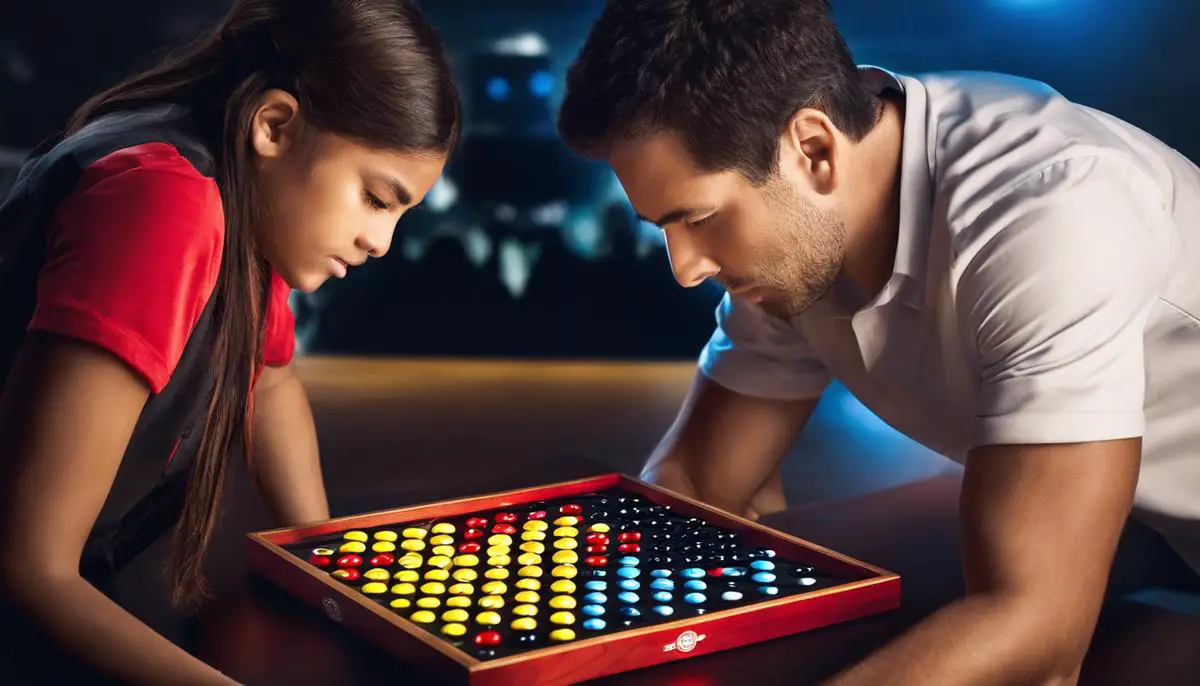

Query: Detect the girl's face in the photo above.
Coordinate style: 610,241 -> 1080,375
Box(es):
250,90 -> 448,293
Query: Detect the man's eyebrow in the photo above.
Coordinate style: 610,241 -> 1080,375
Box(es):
635,205 -> 716,227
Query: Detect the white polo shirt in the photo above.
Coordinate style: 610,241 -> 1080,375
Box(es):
699,66 -> 1200,574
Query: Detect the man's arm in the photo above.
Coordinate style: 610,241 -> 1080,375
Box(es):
643,371 -> 818,518
826,437 -> 1139,685
250,363 -> 329,526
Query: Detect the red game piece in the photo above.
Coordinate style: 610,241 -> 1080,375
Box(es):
617,543 -> 640,553
334,568 -> 360,582
458,542 -> 481,554
369,553 -> 395,567
491,523 -> 517,535
618,532 -> 641,542
465,517 -> 488,529
336,554 -> 363,568
586,545 -> 608,554
585,555 -> 608,567
474,630 -> 502,646
560,504 -> 582,515
463,528 -> 485,539
586,533 -> 608,545
527,510 -> 547,520
495,512 -> 518,523
308,555 -> 331,568
708,567 -> 725,577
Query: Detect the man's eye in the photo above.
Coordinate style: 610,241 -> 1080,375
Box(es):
688,214 -> 717,227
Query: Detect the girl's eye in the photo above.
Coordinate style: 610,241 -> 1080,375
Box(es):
365,192 -> 391,211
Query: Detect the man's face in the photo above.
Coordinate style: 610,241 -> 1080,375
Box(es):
609,133 -> 846,319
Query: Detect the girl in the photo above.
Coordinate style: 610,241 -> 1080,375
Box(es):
0,1 -> 460,684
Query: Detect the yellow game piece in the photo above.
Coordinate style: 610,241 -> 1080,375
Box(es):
363,568 -> 390,581
549,595 -> 576,610
312,547 -> 335,556
389,598 -> 411,610
453,569 -> 478,582
432,545 -> 455,557
431,523 -> 455,535
331,569 -> 355,581
521,530 -> 547,542
372,541 -> 397,553
416,597 -> 441,609
485,546 -> 511,559
343,531 -> 369,542
551,579 -> 577,594
427,555 -> 452,569
402,527 -> 428,539
338,541 -> 366,554
550,611 -> 575,626
553,526 -> 579,538
441,609 -> 469,623
442,622 -> 467,637
514,591 -> 540,604
553,539 -> 578,551
588,523 -> 610,533
361,582 -> 387,595
513,604 -> 538,617
430,534 -> 454,546
551,565 -> 578,579
476,611 -> 502,625
374,530 -> 398,542
488,534 -> 513,547
479,595 -> 504,609
420,582 -> 446,595
523,520 -> 548,531
481,581 -> 507,595
446,596 -> 471,608
487,555 -> 511,567
515,578 -> 541,591
400,539 -> 425,552
410,610 -> 436,624
452,554 -> 479,567
517,553 -> 541,566
391,583 -> 416,595
552,551 -> 578,565
484,568 -> 509,580
550,628 -> 576,642
519,541 -> 545,554
393,570 -> 419,582
398,554 -> 423,569
511,617 -> 537,631
518,566 -> 543,578
553,516 -> 579,527
424,569 -> 450,581
448,583 -> 473,595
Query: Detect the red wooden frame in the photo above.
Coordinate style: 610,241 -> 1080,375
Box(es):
246,473 -> 900,685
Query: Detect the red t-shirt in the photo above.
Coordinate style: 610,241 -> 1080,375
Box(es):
28,142 -> 296,393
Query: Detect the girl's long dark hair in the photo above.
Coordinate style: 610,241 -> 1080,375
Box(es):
65,0 -> 460,609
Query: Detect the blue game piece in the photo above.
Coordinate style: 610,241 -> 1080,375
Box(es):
619,556 -> 639,566
585,580 -> 607,591
584,592 -> 607,604
650,569 -> 671,578
752,572 -> 777,584
650,579 -> 675,591
758,586 -> 779,596
681,568 -> 705,579
721,567 -> 747,577
583,618 -> 607,631
797,576 -> 817,587
617,567 -> 640,579
652,606 -> 674,616
582,604 -> 605,617
620,606 -> 641,618
683,580 -> 706,591
751,560 -> 776,571
652,591 -> 672,603
618,579 -> 640,591
684,592 -> 706,604
618,591 -> 639,603
721,591 -> 743,601
591,569 -> 608,577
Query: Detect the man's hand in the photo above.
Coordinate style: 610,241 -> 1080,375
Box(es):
250,363 -> 329,526
826,437 -> 1141,685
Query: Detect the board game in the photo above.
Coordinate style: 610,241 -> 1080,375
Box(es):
246,474 -> 900,685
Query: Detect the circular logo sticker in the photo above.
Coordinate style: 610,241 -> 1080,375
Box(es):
322,597 -> 343,623
675,630 -> 699,653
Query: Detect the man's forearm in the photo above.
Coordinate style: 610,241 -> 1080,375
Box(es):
825,593 -> 1083,686
250,367 -> 329,526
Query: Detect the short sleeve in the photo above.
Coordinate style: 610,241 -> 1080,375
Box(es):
961,157 -> 1177,447
29,143 -> 224,393
262,270 -> 295,367
698,292 -> 831,400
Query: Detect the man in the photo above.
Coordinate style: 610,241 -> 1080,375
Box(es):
557,1 -> 1200,683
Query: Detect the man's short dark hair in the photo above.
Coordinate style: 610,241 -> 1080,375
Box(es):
557,0 -> 879,185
